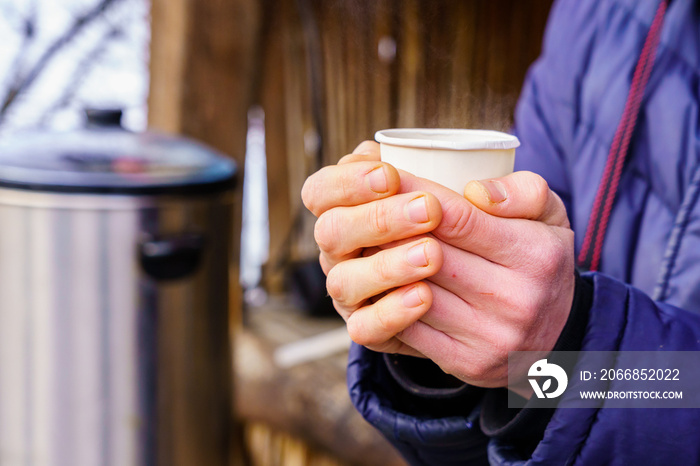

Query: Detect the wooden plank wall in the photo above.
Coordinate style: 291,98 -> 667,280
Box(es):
149,0 -> 262,464
149,1 -> 554,464
260,0 -> 554,290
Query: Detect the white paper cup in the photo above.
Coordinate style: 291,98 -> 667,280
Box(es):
375,128 -> 520,194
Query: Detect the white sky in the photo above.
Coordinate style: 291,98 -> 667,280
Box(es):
0,0 -> 150,135
0,0 -> 269,290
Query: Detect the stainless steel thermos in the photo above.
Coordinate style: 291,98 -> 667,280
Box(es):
0,110 -> 236,465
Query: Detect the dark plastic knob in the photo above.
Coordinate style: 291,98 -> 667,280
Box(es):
85,108 -> 123,128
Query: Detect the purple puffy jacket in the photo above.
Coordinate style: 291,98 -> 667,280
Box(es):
348,0 -> 700,464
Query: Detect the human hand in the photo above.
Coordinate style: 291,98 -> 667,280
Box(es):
302,141 -> 445,357
302,141 -> 575,390
399,160 -> 575,391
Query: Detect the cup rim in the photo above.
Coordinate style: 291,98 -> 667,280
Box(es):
375,128 -> 520,151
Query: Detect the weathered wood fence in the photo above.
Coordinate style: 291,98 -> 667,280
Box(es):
257,0 -> 554,290
148,1 -> 553,464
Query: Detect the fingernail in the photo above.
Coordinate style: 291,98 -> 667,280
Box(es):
478,180 -> 507,203
367,167 -> 388,193
402,286 -> 423,308
407,196 -> 429,223
407,243 -> 429,267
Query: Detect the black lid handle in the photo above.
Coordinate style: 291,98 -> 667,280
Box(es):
84,108 -> 123,128
139,232 -> 206,281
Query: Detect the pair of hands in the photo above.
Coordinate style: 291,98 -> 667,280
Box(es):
302,141 -> 576,391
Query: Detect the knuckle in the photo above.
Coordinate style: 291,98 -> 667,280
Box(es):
456,331 -> 518,383
529,172 -> 549,193
300,176 -> 317,213
495,328 -> 522,356
302,166 -> 334,214
431,340 -> 466,378
534,187 -> 550,215
504,281 -> 540,325
331,299 -> 353,322
367,201 -> 390,237
318,252 -> 332,276
526,172 -> 551,213
514,297 -> 539,326
512,226 -> 563,274
371,253 -> 395,284
526,239 -> 555,275
543,243 -> 567,276
337,153 -> 354,164
467,361 -> 491,382
314,211 -> 340,254
441,198 -> 478,240
372,307 -> 394,340
339,174 -> 352,203
325,266 -> 347,304
439,356 -> 464,379
354,140 -> 378,155
467,355 -> 507,384
346,314 -> 375,347
526,230 -> 570,278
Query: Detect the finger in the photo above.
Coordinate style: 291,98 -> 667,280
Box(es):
397,318 -> 508,387
338,140 -> 381,164
419,281 -> 512,341
314,192 -> 442,260
318,251 -> 336,276
345,282 -> 432,351
463,171 -> 569,228
396,296 -> 510,387
392,319 -> 468,377
326,237 -> 443,309
426,240 -> 508,308
396,170 -> 557,265
390,167 -> 510,254
361,246 -> 382,257
428,187 -> 521,264
319,237 -> 424,282
320,245 -> 383,276
361,336 -> 426,358
302,161 -> 400,217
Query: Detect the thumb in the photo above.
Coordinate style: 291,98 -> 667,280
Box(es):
463,171 -> 570,228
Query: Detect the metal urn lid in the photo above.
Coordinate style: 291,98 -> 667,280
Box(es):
0,109 -> 237,195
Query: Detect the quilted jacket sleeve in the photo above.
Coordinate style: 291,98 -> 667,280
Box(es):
512,273 -> 700,465
348,343 -> 490,465
348,273 -> 700,465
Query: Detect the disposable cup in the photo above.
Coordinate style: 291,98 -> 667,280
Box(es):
375,128 -> 520,194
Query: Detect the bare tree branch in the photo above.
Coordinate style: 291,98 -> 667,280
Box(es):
0,0 -> 124,121
2,0 -> 37,93
37,25 -> 124,128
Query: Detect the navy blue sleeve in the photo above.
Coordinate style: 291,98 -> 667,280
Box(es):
348,274 -> 700,465
346,0 -> 700,464
348,344 -> 490,466
499,273 -> 700,465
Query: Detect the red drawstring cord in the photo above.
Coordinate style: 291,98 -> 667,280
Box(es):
577,0 -> 668,271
